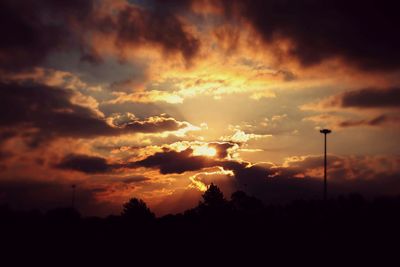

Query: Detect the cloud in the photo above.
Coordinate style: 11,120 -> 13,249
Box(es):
302,87 -> 400,128
56,141 -> 238,174
0,0 -> 95,72
305,87 -> 400,111
4,0 -> 400,74
0,81 -> 109,142
134,148 -> 217,174
338,114 -> 400,128
214,0 -> 400,71
111,4 -> 199,62
339,87 -> 400,109
189,167 -> 236,193
109,113 -> 190,133
122,175 -> 150,184
0,81 -> 191,147
0,0 -> 199,73
221,130 -> 272,143
132,141 -> 242,174
303,113 -> 400,129
55,154 -> 113,174
276,154 -> 400,183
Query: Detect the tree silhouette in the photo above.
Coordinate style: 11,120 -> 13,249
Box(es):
195,183 -> 230,219
201,183 -> 226,208
121,198 -> 155,223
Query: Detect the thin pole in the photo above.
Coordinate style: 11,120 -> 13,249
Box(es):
323,133 -> 327,202
320,129 -> 331,202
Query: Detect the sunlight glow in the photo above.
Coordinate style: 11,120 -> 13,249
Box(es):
192,145 -> 217,157
189,168 -> 235,192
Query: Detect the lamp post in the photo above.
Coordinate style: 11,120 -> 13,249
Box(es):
320,129 -> 331,202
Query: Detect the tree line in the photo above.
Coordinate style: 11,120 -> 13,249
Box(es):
1,183 -> 400,265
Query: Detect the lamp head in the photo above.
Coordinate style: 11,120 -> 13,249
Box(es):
320,129 -> 332,134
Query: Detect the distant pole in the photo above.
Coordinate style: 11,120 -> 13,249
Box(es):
320,129 -> 331,202
71,184 -> 76,209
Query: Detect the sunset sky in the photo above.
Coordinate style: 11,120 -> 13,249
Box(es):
1,0 -> 400,216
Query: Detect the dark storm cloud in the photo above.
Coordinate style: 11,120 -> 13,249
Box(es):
135,148 -> 216,174
56,149 -> 207,175
3,0 -> 400,72
0,81 -> 113,140
340,87 -> 400,108
0,81 -> 188,146
339,114 -> 400,128
0,0 -> 199,72
130,0 -> 400,71
55,154 -> 112,174
220,0 -> 400,71
0,0 -> 95,72
55,141 -> 237,174
111,4 -> 199,62
90,0 -> 200,62
317,87 -> 400,127
133,141 -> 240,174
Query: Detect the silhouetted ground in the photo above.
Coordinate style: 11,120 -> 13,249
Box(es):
1,185 -> 400,266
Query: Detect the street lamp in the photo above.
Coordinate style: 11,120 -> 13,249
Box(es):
320,129 -> 331,201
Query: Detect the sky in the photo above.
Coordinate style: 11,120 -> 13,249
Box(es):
0,0 -> 400,216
